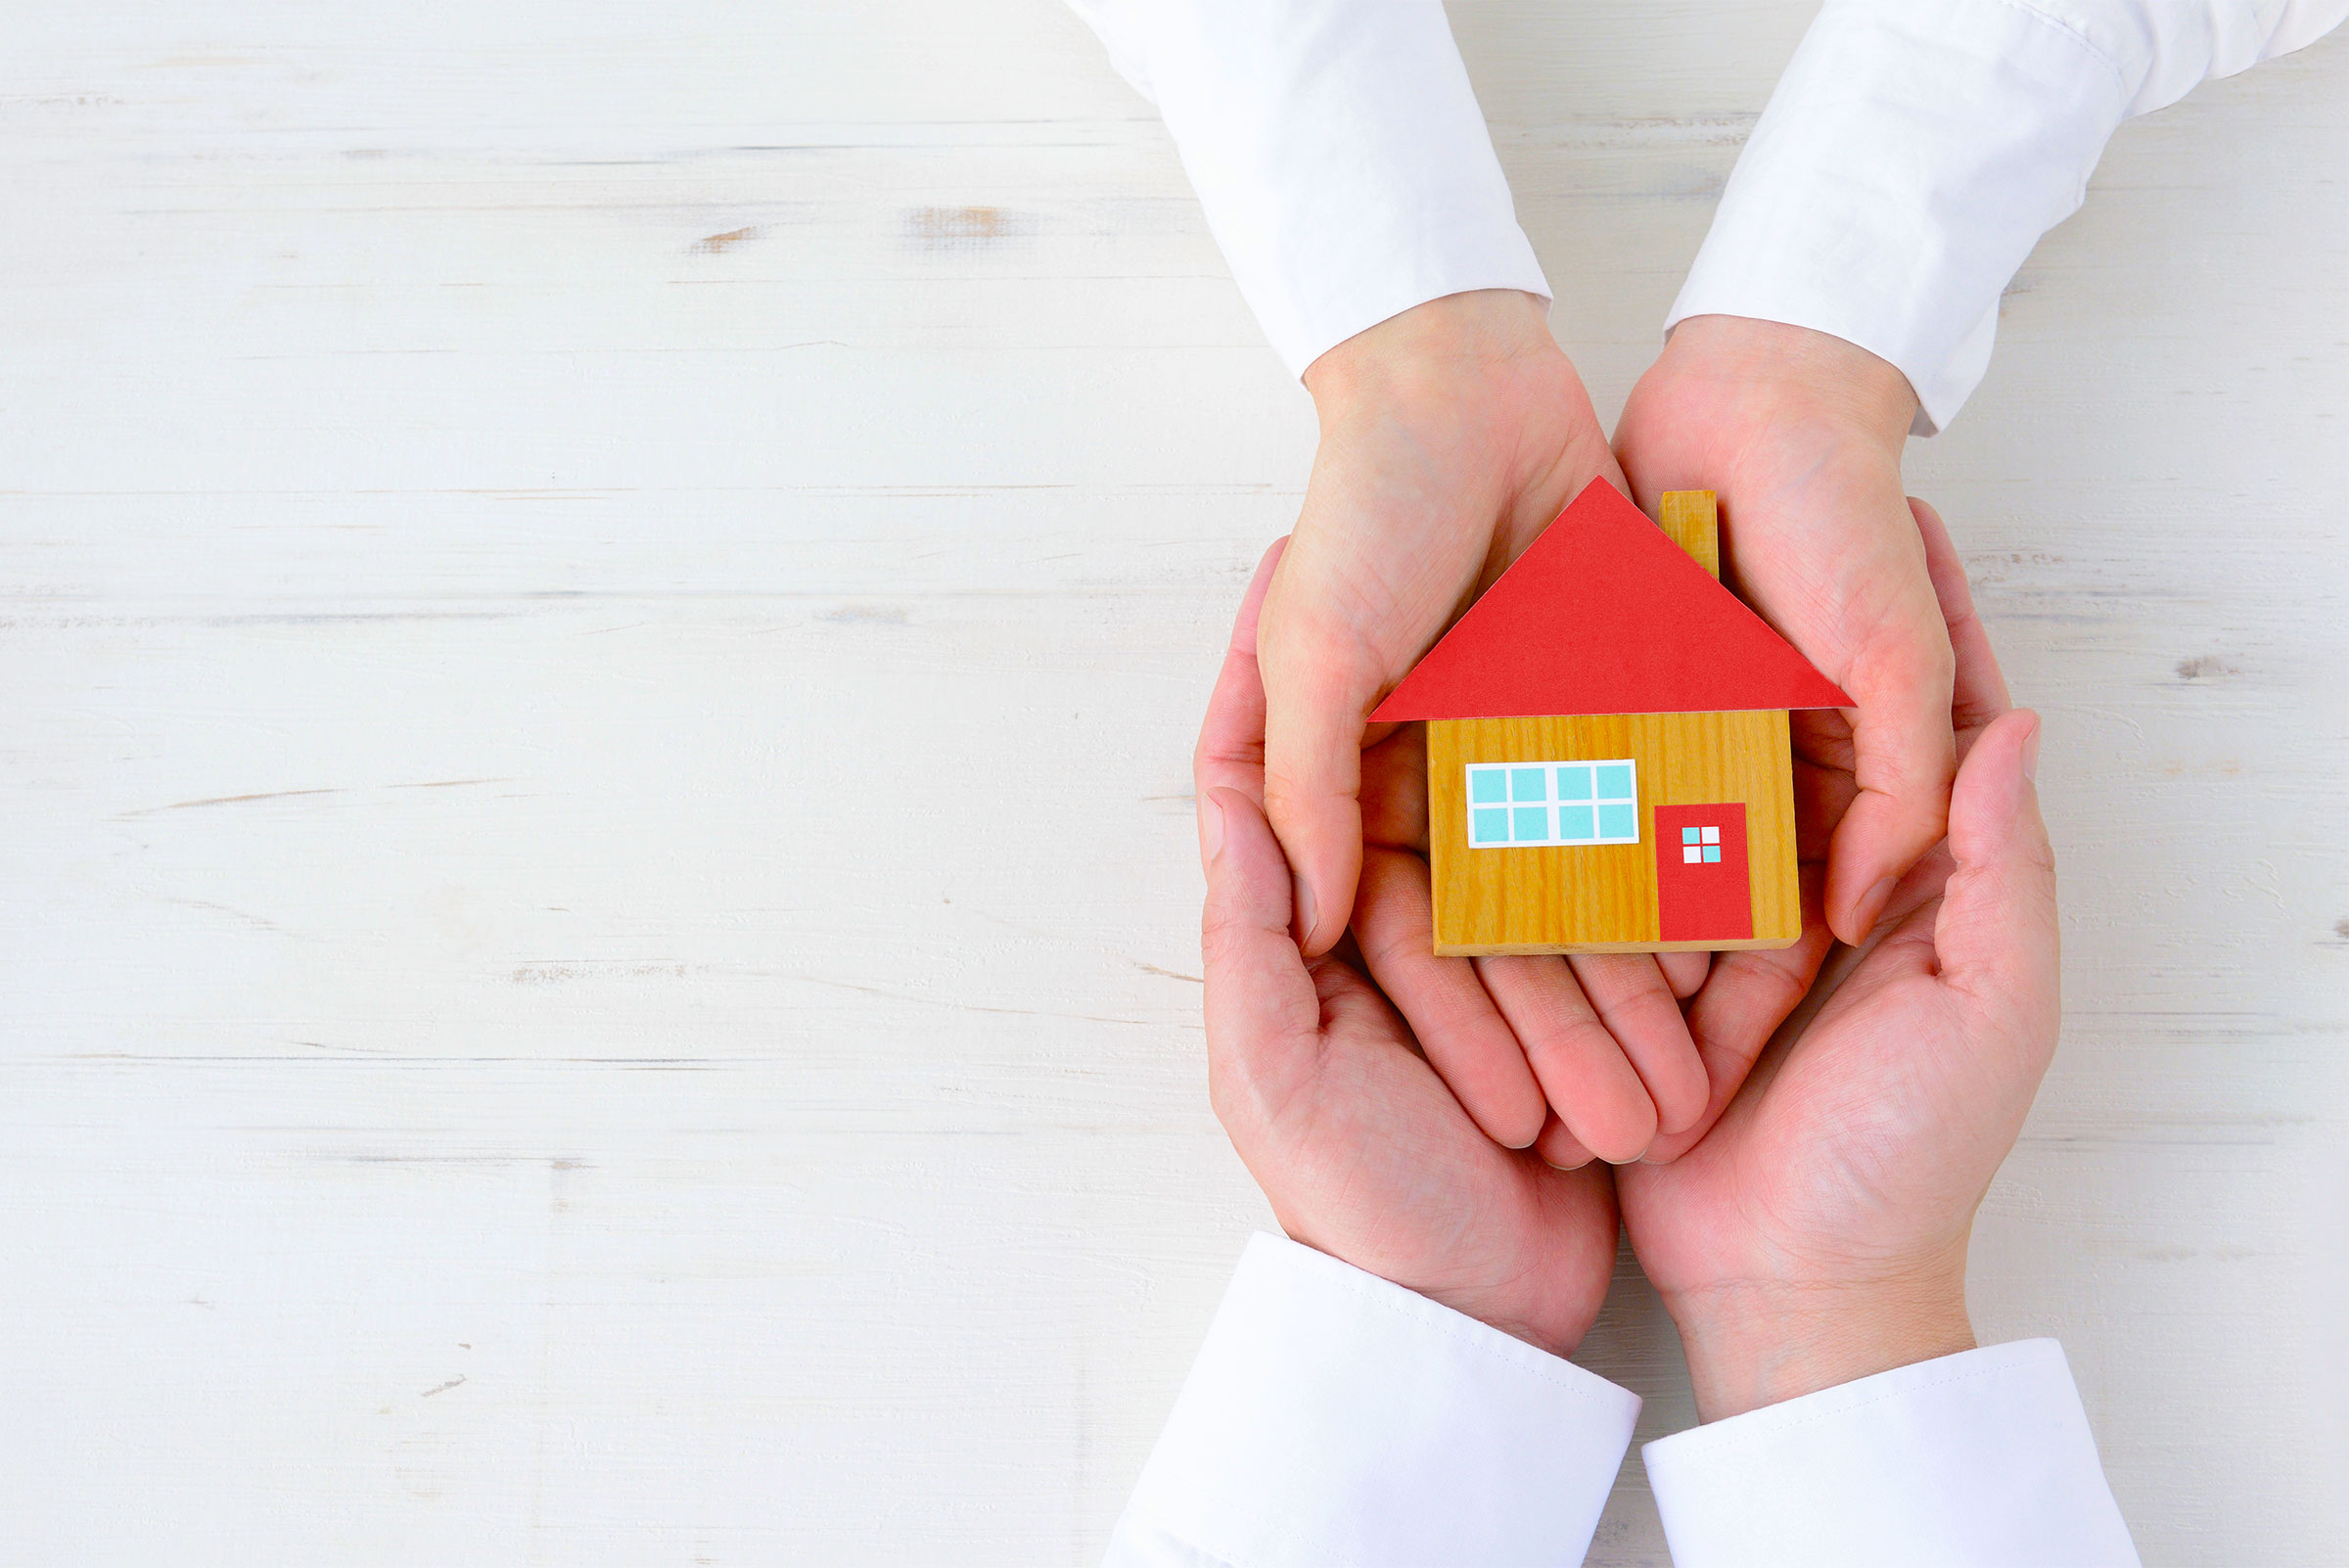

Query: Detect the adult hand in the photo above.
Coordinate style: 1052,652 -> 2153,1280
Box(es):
1250,290 -> 1711,1164
1615,315 -> 1955,946
1617,500 -> 2056,1419
1196,543 -> 1619,1355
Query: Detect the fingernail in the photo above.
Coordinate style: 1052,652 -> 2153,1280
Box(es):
2020,717 -> 2042,783
1201,794 -> 1226,864
1291,873 -> 1317,947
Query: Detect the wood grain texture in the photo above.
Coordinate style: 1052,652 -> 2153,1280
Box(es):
1429,711 -> 1799,952
1423,487 -> 1795,954
1657,488 -> 1720,576
0,3 -> 2343,1563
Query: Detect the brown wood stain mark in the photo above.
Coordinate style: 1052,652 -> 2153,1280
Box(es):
120,786 -> 345,816
902,206 -> 1033,251
1427,710 -> 1799,954
691,226 -> 760,254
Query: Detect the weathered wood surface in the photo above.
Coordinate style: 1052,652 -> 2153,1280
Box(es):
1,3 -> 2342,1562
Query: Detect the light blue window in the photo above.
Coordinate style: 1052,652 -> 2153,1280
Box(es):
1465,758 -> 1639,849
1681,826 -> 1701,846
1705,845 -> 1722,863
1586,760 -> 1638,844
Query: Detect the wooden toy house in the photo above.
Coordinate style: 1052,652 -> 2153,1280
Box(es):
1370,480 -> 1851,955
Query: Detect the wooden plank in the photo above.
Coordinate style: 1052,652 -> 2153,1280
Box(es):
0,2 -> 2340,1562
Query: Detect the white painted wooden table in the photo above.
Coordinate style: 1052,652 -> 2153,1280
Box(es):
4,4 -> 2344,1562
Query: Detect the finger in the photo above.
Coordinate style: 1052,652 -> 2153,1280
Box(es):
1565,953 -> 1708,1135
1909,496 -> 2012,753
1638,865 -> 1837,1163
1534,1113 -> 1596,1172
1192,539 -> 1288,854
1474,954 -> 1657,1163
1823,588 -> 1958,946
1658,949 -> 1711,999
1933,709 -> 2059,1046
1199,786 -> 1325,1135
1257,586 -> 1377,955
1352,849 -> 1546,1148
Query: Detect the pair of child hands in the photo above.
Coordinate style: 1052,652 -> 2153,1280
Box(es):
1228,294 -> 1948,1165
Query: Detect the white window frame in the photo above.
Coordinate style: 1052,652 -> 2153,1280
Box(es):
1464,759 -> 1639,850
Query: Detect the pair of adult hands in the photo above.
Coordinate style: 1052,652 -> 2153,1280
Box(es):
1260,291 -> 1949,1165
1196,442 -> 2057,1416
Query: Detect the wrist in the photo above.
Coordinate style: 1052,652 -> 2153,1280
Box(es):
1665,1270 -> 1975,1422
1656,314 -> 1918,452
1422,1283 -> 1599,1363
1303,288 -> 1560,421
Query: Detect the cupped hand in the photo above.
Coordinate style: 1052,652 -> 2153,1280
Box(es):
1264,288 -> 1628,955
1617,499 -> 2057,1418
1245,290 -> 1712,1164
1615,314 -> 1955,946
1194,543 -> 1620,1355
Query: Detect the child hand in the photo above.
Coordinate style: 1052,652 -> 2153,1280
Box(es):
1615,315 -> 1955,946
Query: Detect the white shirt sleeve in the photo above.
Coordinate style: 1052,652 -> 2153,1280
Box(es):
1103,1231 -> 1640,1568
1669,0 -> 2349,433
1061,0 -> 1551,378
1642,1338 -> 2140,1567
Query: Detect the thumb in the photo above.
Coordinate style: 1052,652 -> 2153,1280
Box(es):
1932,709 -> 2058,1042
1201,787 -> 1326,1125
1257,601 -> 1375,957
1825,606 -> 1959,945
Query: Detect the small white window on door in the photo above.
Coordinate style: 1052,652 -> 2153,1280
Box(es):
1681,824 -> 1722,864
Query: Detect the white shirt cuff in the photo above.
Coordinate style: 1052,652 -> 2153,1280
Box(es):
1067,0 -> 1550,377
1668,0 -> 2134,434
1107,1232 -> 1639,1568
1642,1338 -> 2139,1567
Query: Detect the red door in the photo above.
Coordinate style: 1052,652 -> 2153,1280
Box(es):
1654,803 -> 1752,944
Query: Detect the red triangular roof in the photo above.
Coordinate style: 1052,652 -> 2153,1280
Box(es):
1369,480 -> 1852,721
